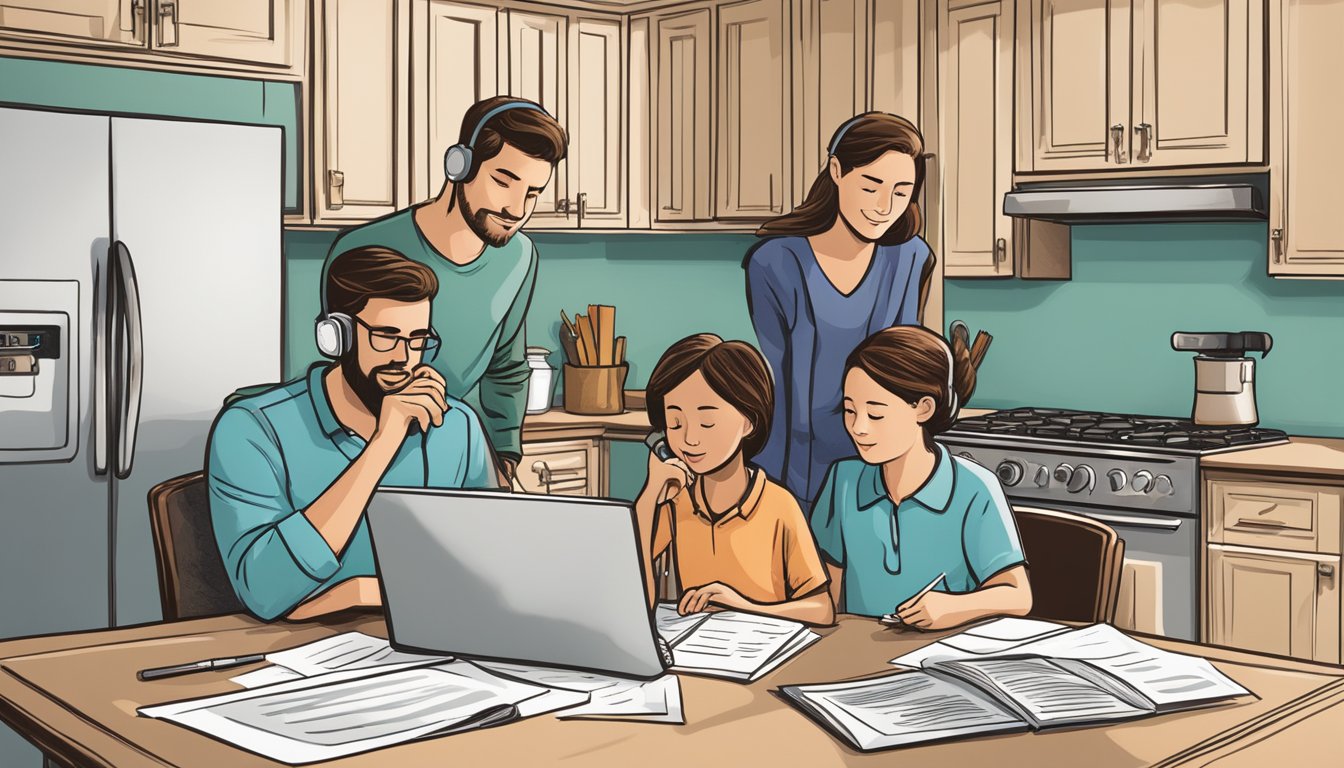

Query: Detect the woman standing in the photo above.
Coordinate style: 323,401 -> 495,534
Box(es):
745,112 -> 936,505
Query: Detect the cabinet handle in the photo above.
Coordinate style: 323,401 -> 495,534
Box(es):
1111,124 -> 1127,164
995,237 -> 1007,263
1320,563 -> 1336,579
328,170 -> 345,209
156,0 -> 178,47
1232,518 -> 1289,529
1134,123 -> 1153,163
768,173 -> 775,213
531,459 -> 583,495
128,0 -> 146,43
1271,228 -> 1284,264
576,192 -> 587,227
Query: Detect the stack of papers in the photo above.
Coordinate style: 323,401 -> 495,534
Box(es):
887,617 -> 1071,669
477,661 -> 684,724
232,632 -> 442,689
655,604 -> 821,682
781,621 -> 1252,752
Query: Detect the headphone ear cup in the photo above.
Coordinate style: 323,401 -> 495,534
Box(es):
444,144 -> 473,183
315,313 -> 354,358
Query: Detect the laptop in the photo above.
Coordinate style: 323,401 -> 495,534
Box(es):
365,487 -> 672,679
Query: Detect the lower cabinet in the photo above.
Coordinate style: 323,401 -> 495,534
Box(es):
517,438 -> 606,497
1206,543 -> 1340,664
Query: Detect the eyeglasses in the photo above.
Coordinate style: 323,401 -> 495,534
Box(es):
352,315 -> 441,354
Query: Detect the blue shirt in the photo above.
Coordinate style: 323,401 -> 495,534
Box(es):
207,363 -> 497,620
809,445 -> 1027,617
744,235 -> 932,505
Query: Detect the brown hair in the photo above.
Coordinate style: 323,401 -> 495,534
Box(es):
646,334 -> 774,459
845,326 -> 976,448
326,246 -> 438,317
460,96 -> 568,178
756,112 -> 927,245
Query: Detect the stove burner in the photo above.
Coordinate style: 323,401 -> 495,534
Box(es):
949,407 -> 1289,453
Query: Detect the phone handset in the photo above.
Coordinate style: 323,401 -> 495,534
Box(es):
644,430 -> 677,462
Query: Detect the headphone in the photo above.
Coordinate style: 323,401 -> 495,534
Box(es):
313,273 -> 440,362
942,339 -> 959,417
443,99 -> 550,184
828,114 -> 868,157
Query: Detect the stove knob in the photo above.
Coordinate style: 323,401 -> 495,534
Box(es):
1152,474 -> 1174,496
1107,469 -> 1128,492
1054,463 -> 1074,483
1132,470 -> 1154,493
995,460 -> 1025,487
1067,464 -> 1095,494
1034,466 -> 1051,488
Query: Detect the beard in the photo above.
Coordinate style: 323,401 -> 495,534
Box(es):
457,184 -> 522,247
340,354 -> 408,416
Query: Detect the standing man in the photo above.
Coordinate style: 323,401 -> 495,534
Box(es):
325,96 -> 568,484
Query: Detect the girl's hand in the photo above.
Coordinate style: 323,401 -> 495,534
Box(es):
644,452 -> 693,505
894,590 -> 962,631
678,582 -> 750,615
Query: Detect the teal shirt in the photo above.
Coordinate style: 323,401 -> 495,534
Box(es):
326,208 -> 538,460
207,363 -> 497,620
809,445 -> 1027,617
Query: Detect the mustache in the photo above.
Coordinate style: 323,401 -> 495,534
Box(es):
478,208 -> 522,224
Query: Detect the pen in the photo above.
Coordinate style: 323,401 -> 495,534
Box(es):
137,653 -> 267,681
880,573 -> 947,626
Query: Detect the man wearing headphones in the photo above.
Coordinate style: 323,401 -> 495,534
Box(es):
324,96 -> 568,486
207,247 -> 499,622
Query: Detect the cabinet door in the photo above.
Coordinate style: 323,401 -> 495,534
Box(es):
505,10 -> 569,225
155,0 -> 299,67
718,0 -> 787,219
517,439 -> 603,497
794,0 -> 867,207
1207,544 -> 1340,664
315,0 -> 409,223
412,1 -> 500,203
653,8 -> 712,223
569,16 -> 625,228
0,0 -> 144,48
940,0 -> 1013,277
1134,0 -> 1258,168
1269,0 -> 1344,275
1019,0 -> 1132,171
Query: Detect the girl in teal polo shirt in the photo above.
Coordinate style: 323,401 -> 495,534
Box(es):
810,326 -> 1032,628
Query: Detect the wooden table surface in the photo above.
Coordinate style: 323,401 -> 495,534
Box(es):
1,615 -> 1342,768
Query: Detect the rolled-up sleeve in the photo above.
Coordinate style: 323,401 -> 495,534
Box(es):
207,407 -> 337,620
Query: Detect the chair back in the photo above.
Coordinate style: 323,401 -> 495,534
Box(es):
1012,505 -> 1125,624
147,471 -> 244,621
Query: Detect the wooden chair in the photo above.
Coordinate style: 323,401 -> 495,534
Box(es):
147,471 -> 245,621
1012,505 -> 1125,624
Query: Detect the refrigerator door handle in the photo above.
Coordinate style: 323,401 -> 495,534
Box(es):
94,251 -> 113,475
113,241 -> 144,480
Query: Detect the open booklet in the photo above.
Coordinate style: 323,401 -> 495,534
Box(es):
780,622 -> 1252,752
654,603 -> 821,682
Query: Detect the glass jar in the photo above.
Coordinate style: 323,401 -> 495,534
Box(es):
525,346 -> 555,414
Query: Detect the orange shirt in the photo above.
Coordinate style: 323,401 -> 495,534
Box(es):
652,470 -> 829,604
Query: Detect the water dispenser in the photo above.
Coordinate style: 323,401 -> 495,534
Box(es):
0,280 -> 76,462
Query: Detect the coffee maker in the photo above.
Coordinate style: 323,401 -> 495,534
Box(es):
1171,332 -> 1273,426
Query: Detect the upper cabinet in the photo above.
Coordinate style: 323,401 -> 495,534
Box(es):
650,7 -> 714,224
0,0 -> 305,74
793,0 -> 866,207
1268,0 -> 1344,276
717,0 -> 788,219
567,16 -> 626,228
1016,0 -> 1263,172
504,10 -> 569,224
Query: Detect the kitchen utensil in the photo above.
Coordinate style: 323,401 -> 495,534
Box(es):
970,331 -> 993,369
1171,331 -> 1272,426
563,363 -> 628,415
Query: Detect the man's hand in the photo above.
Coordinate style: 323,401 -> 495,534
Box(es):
284,577 -> 383,622
678,581 -> 750,615
373,366 -> 449,442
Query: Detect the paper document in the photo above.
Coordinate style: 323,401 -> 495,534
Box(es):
231,632 -> 444,688
889,617 -> 1071,668
476,660 -> 684,724
669,610 -> 821,682
655,604 -> 708,646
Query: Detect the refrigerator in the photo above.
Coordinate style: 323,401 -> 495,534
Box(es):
0,105 -> 281,637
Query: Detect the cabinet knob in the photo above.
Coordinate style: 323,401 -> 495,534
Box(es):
1320,562 -> 1336,579
328,170 -> 345,209
1134,123 -> 1153,163
995,238 -> 1007,263
1271,228 -> 1284,264
1111,124 -> 1127,164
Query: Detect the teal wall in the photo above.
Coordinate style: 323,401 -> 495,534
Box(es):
0,56 -> 301,211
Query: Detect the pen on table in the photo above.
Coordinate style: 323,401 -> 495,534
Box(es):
881,572 -> 947,625
137,653 -> 267,681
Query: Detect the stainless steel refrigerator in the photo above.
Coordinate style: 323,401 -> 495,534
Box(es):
0,105 -> 281,636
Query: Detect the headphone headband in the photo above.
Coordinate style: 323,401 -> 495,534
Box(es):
465,100 -> 547,150
828,114 -> 867,157
942,338 -> 958,414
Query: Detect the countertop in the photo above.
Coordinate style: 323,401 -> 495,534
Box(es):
1198,436 -> 1344,479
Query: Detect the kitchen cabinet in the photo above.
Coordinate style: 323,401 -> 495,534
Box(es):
1016,0 -> 1262,173
940,0 -> 1014,277
410,1 -> 501,204
1268,0 -> 1344,276
566,15 -> 626,228
0,0 -> 305,73
312,0 -> 410,223
516,437 -> 605,497
650,6 -> 714,224
503,9 -> 569,225
792,0 -> 867,207
717,0 -> 788,219
1204,470 -> 1344,664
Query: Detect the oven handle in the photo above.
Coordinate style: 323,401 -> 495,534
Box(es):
1082,511 -> 1184,531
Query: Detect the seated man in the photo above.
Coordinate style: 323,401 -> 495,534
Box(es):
207,246 -> 499,621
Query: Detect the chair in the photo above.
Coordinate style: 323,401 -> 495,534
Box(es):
147,471 -> 245,621
1011,505 -> 1125,624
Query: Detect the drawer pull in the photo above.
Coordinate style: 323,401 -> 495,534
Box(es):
1320,563 -> 1336,579
1233,518 -> 1290,529
531,459 -> 585,495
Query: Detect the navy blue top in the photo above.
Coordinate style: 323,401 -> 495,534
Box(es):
744,235 -> 932,504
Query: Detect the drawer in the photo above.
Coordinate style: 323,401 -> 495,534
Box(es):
1206,473 -> 1343,554
517,439 -> 600,497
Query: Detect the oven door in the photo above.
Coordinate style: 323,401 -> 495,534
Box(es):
1014,501 -> 1199,642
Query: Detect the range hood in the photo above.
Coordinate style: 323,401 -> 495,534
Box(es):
1003,182 -> 1267,223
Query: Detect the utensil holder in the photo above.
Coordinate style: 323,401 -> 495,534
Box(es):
563,363 -> 628,415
